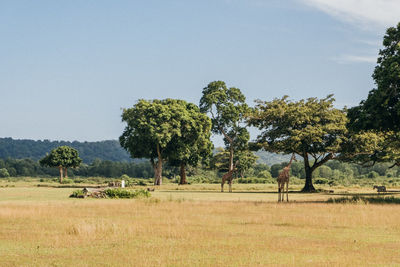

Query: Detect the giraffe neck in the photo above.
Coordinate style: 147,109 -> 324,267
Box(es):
287,154 -> 295,169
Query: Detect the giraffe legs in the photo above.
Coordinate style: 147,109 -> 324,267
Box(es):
286,182 -> 289,202
278,182 -> 289,202
228,179 -> 232,193
278,182 -> 282,202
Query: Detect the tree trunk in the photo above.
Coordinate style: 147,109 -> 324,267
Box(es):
64,167 -> 68,178
302,167 -> 316,192
58,166 -> 63,183
301,152 -> 316,192
229,146 -> 234,171
179,163 -> 187,185
154,144 -> 163,186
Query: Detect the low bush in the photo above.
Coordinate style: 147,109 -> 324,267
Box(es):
69,190 -> 85,198
120,174 -> 130,180
104,188 -> 151,199
61,178 -> 73,184
0,168 -> 10,178
314,178 -> 329,184
237,177 -> 273,184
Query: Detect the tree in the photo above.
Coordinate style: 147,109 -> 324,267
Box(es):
200,81 -> 250,191
346,23 -> 400,167
165,102 -> 213,184
120,99 -> 212,185
39,146 -> 82,182
248,95 -> 347,192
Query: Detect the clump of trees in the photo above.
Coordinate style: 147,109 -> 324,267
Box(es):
120,99 -> 212,185
39,146 -> 82,182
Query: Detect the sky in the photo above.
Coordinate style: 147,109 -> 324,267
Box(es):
1,0 -> 400,144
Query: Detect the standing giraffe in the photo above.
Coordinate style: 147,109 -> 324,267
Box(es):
221,160 -> 239,193
277,153 -> 296,202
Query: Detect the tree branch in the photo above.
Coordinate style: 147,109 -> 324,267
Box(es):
311,153 -> 334,171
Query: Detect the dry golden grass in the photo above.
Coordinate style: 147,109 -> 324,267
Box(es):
1,184 -> 400,266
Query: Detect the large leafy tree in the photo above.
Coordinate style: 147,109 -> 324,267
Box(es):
165,102 -> 213,184
120,99 -> 212,185
346,22 -> 400,166
39,146 -> 82,183
248,95 -> 347,192
200,81 -> 250,190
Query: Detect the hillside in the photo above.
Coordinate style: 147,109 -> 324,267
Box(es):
254,150 -> 290,166
0,137 -> 290,166
0,138 -> 132,164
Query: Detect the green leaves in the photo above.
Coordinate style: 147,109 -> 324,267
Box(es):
349,22 -> 400,132
340,131 -> 400,167
39,146 -> 82,169
200,81 -> 250,149
346,22 -> 400,166
249,95 -> 347,156
248,95 -> 347,191
120,98 -> 213,169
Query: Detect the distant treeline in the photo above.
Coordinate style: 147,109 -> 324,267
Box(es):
0,158 -> 153,178
0,157 -> 399,181
0,138 -> 132,163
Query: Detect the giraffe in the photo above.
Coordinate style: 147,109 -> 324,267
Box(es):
277,153 -> 296,202
221,160 -> 239,193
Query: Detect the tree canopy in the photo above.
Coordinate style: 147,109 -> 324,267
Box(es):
345,23 -> 400,167
164,102 -> 213,184
348,23 -> 400,132
120,99 -> 213,185
248,95 -> 347,192
39,146 -> 82,182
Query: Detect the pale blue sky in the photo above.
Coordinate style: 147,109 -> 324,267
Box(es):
1,0 -> 399,143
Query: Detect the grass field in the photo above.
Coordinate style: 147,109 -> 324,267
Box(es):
1,181 -> 400,266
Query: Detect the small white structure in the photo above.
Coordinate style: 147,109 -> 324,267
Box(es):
121,180 -> 125,188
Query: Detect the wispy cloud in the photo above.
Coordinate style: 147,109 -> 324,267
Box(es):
299,0 -> 400,29
331,54 -> 377,64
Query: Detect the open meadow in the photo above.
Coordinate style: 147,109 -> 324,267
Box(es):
1,180 -> 400,266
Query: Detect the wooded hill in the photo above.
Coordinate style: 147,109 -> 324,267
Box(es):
0,137 -> 289,165
0,138 -> 132,163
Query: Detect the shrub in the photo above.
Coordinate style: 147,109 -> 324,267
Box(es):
120,174 -> 130,180
257,170 -> 272,179
328,180 -> 338,187
138,180 -> 147,186
61,178 -> 73,184
104,188 -> 134,198
104,188 -> 151,199
0,168 -> 10,178
368,171 -> 379,178
314,178 -> 329,184
69,190 -> 85,198
132,189 -> 151,198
